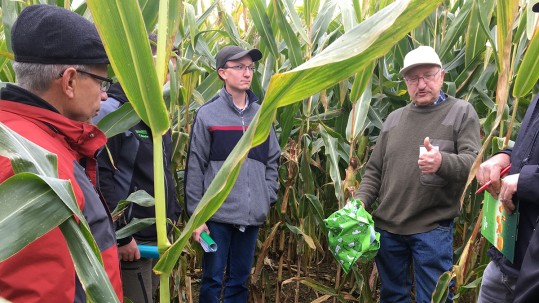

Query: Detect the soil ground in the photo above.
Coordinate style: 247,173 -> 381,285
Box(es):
185,256 -> 364,303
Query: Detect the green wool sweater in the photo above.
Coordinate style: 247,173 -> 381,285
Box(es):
356,96 -> 481,235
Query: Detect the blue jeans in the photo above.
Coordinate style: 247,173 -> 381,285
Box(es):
477,261 -> 516,303
199,221 -> 259,303
375,223 -> 454,303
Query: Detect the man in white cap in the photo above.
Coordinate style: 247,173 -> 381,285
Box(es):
477,3 -> 539,302
185,45 -> 280,302
354,45 -> 480,302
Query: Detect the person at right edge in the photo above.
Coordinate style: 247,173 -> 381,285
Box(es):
476,95 -> 539,303
354,45 -> 481,303
476,5 -> 539,303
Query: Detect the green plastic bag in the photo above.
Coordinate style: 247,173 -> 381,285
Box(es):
324,198 -> 380,273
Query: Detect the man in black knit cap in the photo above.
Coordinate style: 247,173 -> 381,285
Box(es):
0,4 -> 122,302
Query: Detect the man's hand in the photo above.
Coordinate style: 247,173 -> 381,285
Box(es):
418,137 -> 442,174
192,223 -> 210,243
118,238 -> 140,262
476,153 -> 511,199
499,174 -> 519,214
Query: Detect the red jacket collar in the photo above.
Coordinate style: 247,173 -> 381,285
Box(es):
0,100 -> 107,158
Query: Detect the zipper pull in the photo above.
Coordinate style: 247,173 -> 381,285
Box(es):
241,112 -> 245,133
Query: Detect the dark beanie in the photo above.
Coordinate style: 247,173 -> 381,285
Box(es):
11,4 -> 109,64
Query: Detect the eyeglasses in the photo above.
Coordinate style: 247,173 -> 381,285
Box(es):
404,68 -> 442,86
76,70 -> 113,92
59,69 -> 113,92
221,64 -> 256,72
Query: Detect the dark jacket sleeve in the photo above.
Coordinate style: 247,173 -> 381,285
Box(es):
94,98 -> 133,245
96,137 -> 125,211
93,98 -> 132,213
516,164 -> 539,206
514,226 -> 539,303
96,135 -> 133,246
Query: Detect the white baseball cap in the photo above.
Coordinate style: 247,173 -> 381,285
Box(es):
400,46 -> 442,75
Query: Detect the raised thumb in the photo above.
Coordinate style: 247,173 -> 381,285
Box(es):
424,137 -> 433,151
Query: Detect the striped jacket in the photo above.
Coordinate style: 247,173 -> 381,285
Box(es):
185,88 -> 280,226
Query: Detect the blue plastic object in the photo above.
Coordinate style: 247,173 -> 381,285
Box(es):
137,244 -> 159,259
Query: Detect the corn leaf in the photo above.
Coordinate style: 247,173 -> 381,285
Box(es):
0,173 -> 72,261
138,0 -> 159,33
60,218 -> 119,302
243,0 -> 279,60
282,0 -> 309,44
96,102 -> 140,138
320,124 -> 344,203
87,0 -> 169,135
116,218 -> 156,239
513,28 -> 539,97
273,0 -> 303,68
465,0 -> 488,67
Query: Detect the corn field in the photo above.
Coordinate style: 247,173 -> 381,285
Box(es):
0,0 -> 538,302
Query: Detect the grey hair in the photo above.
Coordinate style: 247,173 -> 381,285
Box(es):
12,62 -> 92,93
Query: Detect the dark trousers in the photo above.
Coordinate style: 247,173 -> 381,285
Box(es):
199,221 -> 259,303
375,224 -> 454,303
121,245 -> 158,303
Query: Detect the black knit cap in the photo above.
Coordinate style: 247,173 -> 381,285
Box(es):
533,2 -> 539,12
11,4 -> 109,64
215,45 -> 262,70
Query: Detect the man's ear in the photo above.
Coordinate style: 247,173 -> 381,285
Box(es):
217,68 -> 227,80
60,67 -> 77,98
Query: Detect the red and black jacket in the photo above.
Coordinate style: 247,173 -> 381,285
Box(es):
0,84 -> 123,302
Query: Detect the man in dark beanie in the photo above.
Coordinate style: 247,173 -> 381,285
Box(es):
185,45 -> 280,302
0,4 -> 122,302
